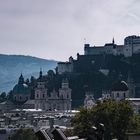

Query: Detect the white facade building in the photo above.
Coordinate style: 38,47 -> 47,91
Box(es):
84,91 -> 96,109
35,71 -> 72,111
57,62 -> 73,75
111,80 -> 129,101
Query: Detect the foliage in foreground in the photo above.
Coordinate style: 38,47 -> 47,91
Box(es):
71,99 -> 140,140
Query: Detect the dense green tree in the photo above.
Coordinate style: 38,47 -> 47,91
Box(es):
128,114 -> 140,133
47,70 -> 55,79
9,128 -> 38,140
71,107 -> 93,138
71,100 -> 140,140
92,100 -> 133,139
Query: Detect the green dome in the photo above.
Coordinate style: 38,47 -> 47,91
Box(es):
13,83 -> 30,95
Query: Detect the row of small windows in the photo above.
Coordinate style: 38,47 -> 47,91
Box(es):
36,94 -> 45,98
116,93 -> 126,98
36,94 -> 70,99
125,41 -> 140,45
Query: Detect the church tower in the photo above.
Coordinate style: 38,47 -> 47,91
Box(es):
59,78 -> 72,111
35,70 -> 47,110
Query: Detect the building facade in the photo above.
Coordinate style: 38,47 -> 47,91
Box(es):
0,71 -> 72,112
35,70 -> 47,110
111,80 -> 129,101
34,71 -> 72,111
84,91 -> 96,109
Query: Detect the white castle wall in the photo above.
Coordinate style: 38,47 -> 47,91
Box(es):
57,62 -> 73,74
84,35 -> 140,57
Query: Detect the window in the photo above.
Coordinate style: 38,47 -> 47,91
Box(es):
43,94 -> 45,98
37,94 -> 39,98
124,93 -> 126,98
20,96 -> 22,100
67,94 -> 69,99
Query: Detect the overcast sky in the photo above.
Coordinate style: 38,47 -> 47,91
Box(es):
0,0 -> 140,61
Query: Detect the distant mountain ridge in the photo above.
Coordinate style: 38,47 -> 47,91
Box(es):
0,54 -> 57,93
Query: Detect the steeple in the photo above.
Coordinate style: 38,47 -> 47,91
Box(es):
18,73 -> 24,84
39,68 -> 43,79
112,37 -> 115,44
37,68 -> 44,83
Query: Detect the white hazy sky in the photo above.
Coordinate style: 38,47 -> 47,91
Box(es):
0,0 -> 140,61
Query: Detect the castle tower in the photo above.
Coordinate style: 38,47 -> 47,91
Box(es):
124,36 -> 134,57
35,70 -> 47,110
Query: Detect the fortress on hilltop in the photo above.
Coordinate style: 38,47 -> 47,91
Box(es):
84,35 -> 140,57
57,35 -> 140,74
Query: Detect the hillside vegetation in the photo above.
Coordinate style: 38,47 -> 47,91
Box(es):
0,54 -> 57,92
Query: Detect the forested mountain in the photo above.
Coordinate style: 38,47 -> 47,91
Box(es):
0,54 -> 57,93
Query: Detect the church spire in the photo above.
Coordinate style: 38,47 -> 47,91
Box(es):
38,68 -> 44,82
112,37 -> 115,44
39,68 -> 42,79
18,73 -> 24,84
